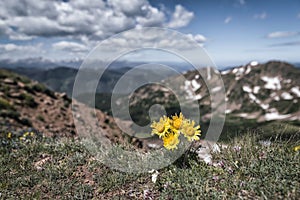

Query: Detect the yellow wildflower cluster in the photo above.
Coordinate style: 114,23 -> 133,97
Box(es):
151,113 -> 201,150
19,131 -> 35,141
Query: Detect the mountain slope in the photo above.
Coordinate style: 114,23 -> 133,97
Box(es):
0,69 -> 148,148
120,61 -> 300,140
221,61 -> 300,121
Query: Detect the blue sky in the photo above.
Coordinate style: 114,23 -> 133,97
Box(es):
0,0 -> 299,68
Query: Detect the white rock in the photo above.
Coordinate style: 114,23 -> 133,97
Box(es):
151,170 -> 159,183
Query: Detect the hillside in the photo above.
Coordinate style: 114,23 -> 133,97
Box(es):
0,69 -> 147,148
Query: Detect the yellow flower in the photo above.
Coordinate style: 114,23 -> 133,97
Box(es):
294,145 -> 300,152
23,132 -> 29,137
170,112 -> 184,131
162,130 -> 180,150
7,132 -> 12,139
181,119 -> 201,141
151,116 -> 170,138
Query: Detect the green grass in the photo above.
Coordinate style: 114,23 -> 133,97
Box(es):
0,131 -> 299,199
0,97 -> 15,110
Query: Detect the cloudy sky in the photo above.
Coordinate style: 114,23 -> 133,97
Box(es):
0,0 -> 299,68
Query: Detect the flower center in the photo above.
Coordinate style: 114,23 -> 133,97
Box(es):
185,127 -> 195,136
173,119 -> 182,130
157,124 -> 165,133
164,134 -> 176,145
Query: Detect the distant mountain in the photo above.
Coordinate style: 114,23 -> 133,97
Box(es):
114,61 -> 300,140
221,61 -> 300,122
8,64 -> 184,97
0,57 -> 82,69
293,62 -> 300,68
11,67 -> 78,96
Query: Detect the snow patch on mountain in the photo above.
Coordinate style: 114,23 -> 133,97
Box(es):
265,111 -> 291,121
247,92 -> 269,110
274,96 -> 280,101
193,94 -> 202,100
261,76 -> 281,90
221,70 -> 231,75
250,61 -> 259,66
261,104 -> 269,110
291,86 -> 300,97
245,66 -> 251,74
281,92 -> 293,100
191,79 -> 201,91
211,86 -> 222,93
253,86 -> 260,94
242,85 -> 252,93
249,93 -> 260,103
225,109 -> 232,114
184,80 -> 202,100
232,67 -> 246,80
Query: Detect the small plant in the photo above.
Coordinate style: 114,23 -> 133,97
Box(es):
19,117 -> 32,126
36,114 -> 45,122
151,113 -> 201,150
0,97 -> 14,110
32,83 -> 47,93
20,93 -> 38,108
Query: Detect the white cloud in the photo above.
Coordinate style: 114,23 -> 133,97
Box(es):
136,6 -> 166,27
98,29 -> 207,55
0,44 -> 24,51
0,0 -> 199,63
0,43 -> 40,52
186,34 -> 207,43
254,12 -> 267,20
0,0 -> 194,41
52,41 -> 88,52
167,5 -> 194,28
108,0 -> 148,16
267,31 -> 300,39
224,16 -> 232,24
0,43 -> 44,60
8,16 -> 72,37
